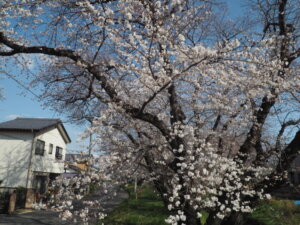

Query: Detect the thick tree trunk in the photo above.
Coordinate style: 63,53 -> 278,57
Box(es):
152,182 -> 201,225
220,212 -> 247,225
183,205 -> 201,225
205,212 -> 247,225
205,212 -> 222,225
205,212 -> 264,225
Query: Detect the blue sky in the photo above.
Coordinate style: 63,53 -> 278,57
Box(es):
227,0 -> 245,17
0,0 -> 244,153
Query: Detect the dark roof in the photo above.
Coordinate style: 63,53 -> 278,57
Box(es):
0,118 -> 60,131
0,118 -> 71,143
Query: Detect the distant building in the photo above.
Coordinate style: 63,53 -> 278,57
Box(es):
0,118 -> 71,204
65,153 -> 91,172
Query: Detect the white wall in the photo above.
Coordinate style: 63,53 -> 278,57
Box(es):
0,128 -> 68,189
32,128 -> 67,174
0,131 -> 33,188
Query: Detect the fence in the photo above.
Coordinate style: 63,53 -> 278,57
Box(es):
0,190 -> 10,213
0,187 -> 27,214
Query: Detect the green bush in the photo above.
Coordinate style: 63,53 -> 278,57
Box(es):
251,199 -> 300,225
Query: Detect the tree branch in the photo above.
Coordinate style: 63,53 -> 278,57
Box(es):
0,32 -> 171,139
275,118 -> 300,151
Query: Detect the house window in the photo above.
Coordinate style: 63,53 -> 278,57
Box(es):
48,144 -> 53,154
35,139 -> 45,155
55,147 -> 63,160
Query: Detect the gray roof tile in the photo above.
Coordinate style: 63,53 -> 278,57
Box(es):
0,118 -> 61,131
0,117 -> 71,143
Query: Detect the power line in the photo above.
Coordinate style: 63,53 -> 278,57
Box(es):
1,70 -> 40,99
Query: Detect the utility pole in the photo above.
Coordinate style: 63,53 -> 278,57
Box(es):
88,130 -> 92,158
87,119 -> 93,174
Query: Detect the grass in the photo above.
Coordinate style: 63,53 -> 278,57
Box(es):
98,185 -> 169,225
250,199 -> 300,225
99,185 -> 300,225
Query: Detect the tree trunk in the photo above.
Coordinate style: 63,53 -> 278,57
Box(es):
205,212 -> 247,225
152,181 -> 201,225
183,204 -> 201,225
205,212 -> 222,225
220,212 -> 247,225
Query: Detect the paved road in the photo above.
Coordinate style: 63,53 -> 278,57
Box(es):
0,211 -> 71,225
0,185 -> 129,225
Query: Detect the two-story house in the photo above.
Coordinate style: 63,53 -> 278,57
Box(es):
0,118 -> 71,198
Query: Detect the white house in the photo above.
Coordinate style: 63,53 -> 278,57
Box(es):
0,118 -> 71,195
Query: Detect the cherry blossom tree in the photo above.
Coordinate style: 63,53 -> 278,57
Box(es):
1,0 -> 300,224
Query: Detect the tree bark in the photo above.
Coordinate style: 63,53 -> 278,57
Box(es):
220,212 -> 247,225
205,212 -> 245,225
205,212 -> 222,225
183,204 -> 202,225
